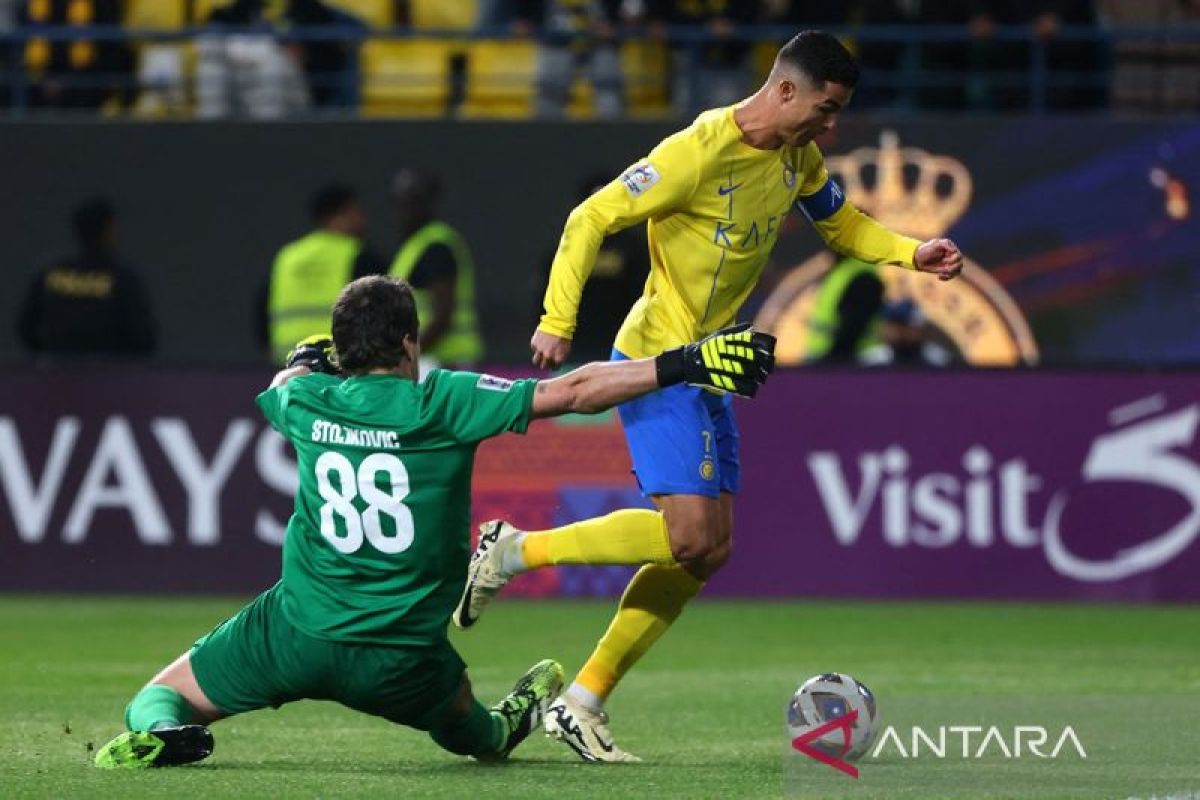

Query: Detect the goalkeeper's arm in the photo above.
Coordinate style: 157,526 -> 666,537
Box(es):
531,324 -> 775,419
268,365 -> 311,390
267,335 -> 341,389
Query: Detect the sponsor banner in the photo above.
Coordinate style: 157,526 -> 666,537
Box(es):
718,369 -> 1200,601
1,369 -> 1198,600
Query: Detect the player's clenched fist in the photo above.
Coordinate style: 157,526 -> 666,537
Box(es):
530,329 -> 573,370
286,335 -> 341,376
914,238 -> 965,282
655,322 -> 776,398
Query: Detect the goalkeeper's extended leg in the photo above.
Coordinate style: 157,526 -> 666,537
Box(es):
95,653 -> 223,769
454,510 -> 677,630
429,660 -> 564,760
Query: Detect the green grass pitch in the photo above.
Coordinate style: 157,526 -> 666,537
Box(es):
1,596 -> 1198,799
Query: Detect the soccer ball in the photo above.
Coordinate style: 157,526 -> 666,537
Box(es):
787,673 -> 878,761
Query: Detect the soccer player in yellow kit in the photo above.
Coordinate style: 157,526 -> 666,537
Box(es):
454,31 -> 963,762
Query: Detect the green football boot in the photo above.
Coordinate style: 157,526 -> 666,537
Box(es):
94,725 -> 214,769
486,658 -> 564,760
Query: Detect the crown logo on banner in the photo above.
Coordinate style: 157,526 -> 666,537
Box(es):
825,131 -> 972,240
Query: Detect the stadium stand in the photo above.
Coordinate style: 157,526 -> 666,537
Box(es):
361,37 -> 455,117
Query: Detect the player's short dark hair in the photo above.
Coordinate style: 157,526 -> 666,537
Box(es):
72,196 -> 115,248
332,276 -> 419,374
776,30 -> 859,89
310,183 -> 358,224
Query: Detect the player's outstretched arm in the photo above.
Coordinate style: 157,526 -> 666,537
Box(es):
530,324 -> 776,419
535,133 -> 702,369
796,144 -> 963,281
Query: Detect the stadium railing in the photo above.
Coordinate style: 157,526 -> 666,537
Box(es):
1,23 -> 1198,118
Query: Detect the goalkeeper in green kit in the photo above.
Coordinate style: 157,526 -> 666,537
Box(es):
95,275 -> 775,769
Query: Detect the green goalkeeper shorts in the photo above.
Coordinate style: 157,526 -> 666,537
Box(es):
189,584 -> 465,730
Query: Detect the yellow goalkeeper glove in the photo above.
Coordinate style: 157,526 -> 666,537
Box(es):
655,323 -> 776,398
285,335 -> 341,376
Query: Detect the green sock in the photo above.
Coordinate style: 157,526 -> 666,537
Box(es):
124,684 -> 193,732
428,700 -> 505,757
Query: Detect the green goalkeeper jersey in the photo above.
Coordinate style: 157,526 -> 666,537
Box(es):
255,370 -> 537,646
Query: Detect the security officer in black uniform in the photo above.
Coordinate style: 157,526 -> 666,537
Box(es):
18,197 -> 157,358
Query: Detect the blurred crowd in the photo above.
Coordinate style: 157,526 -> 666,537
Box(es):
0,0 -> 1198,117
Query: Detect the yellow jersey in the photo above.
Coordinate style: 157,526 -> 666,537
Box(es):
539,106 -> 923,359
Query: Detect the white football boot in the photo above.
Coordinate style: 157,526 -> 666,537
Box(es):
453,520 -> 521,629
544,694 -> 641,763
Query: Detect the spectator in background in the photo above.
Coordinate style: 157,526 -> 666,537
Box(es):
859,0 -> 973,110
966,0 -> 1105,111
860,299 -> 955,367
18,0 -> 134,110
18,197 -> 156,358
805,258 -> 884,364
1037,0 -> 1107,110
516,0 -> 627,118
477,0 -> 519,27
285,0 -> 365,110
263,184 -> 384,364
196,0 -> 309,118
1101,0 -> 1198,113
647,0 -> 760,115
534,172 -> 649,361
388,168 -> 484,368
761,0 -> 849,34
964,1 -> 1031,110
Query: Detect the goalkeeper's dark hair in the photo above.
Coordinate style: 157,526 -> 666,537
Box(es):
310,183 -> 358,224
775,30 -> 859,89
332,276 -> 419,374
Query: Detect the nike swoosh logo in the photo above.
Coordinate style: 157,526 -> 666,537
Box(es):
717,182 -> 743,196
555,707 -> 615,753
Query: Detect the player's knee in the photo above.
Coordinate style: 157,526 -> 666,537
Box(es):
670,537 -> 711,563
444,674 -> 475,722
686,535 -> 732,580
665,518 -> 720,563
705,535 -> 733,572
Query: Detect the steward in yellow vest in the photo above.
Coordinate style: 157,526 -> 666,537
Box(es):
389,169 -> 483,366
266,184 -> 384,364
806,258 -> 885,363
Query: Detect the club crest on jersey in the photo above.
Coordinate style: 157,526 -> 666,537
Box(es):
476,374 -> 515,392
783,166 -> 796,188
621,163 -> 661,197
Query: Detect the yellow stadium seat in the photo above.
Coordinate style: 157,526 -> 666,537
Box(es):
192,0 -> 390,26
360,38 -> 454,116
752,40 -> 778,83
461,39 -> 536,119
326,0 -> 393,27
124,0 -> 186,29
622,40 -> 669,115
410,0 -> 477,30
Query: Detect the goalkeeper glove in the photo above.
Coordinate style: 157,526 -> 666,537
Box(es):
285,335 -> 341,376
655,323 -> 776,398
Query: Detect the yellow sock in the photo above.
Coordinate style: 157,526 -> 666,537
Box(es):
576,564 -> 704,700
521,509 -> 675,569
